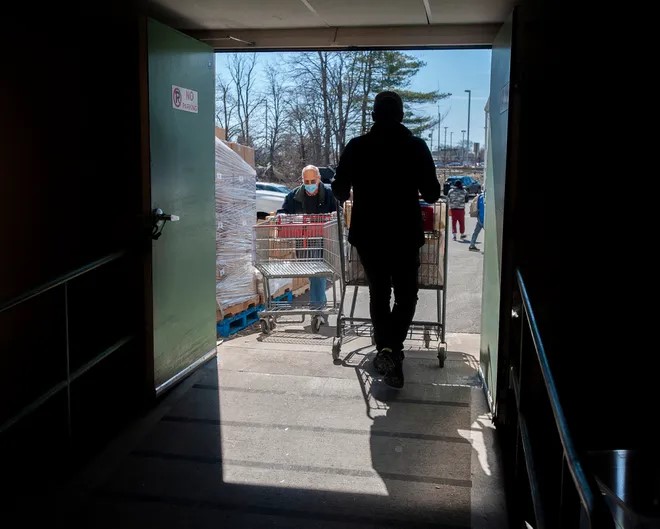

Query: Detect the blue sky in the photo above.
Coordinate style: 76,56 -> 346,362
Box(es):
407,49 -> 492,150
215,48 -> 491,150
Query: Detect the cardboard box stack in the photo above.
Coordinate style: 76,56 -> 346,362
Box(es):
215,128 -> 256,169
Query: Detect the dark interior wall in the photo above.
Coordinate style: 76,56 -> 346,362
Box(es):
1,8 -> 144,300
0,4 -> 147,487
503,0 -> 647,452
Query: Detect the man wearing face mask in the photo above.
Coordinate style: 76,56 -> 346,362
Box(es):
278,164 -> 338,308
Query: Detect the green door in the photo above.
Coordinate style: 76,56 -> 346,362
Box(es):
145,18 -> 217,394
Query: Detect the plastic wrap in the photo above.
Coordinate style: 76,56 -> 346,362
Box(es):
215,137 -> 258,311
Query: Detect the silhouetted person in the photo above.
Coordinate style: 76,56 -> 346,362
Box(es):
332,91 -> 440,388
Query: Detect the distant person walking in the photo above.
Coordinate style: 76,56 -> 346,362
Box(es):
469,191 -> 485,251
447,180 -> 468,241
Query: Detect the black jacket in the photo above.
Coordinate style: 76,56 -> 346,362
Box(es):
332,122 -> 440,249
278,183 -> 337,214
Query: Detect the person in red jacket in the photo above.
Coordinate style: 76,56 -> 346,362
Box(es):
447,179 -> 468,241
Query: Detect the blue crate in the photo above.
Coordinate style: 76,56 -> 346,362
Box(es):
217,303 -> 264,337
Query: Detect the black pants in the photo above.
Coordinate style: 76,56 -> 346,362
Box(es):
356,245 -> 420,353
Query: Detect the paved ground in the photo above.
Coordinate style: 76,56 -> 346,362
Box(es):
47,332 -> 507,529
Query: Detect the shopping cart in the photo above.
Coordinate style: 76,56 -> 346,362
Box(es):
333,200 -> 449,367
253,213 -> 343,334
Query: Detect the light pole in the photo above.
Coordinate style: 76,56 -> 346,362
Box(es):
450,131 -> 453,161
428,132 -> 433,154
437,106 -> 441,156
437,92 -> 452,161
443,126 -> 448,161
461,129 -> 466,164
464,89 -> 471,164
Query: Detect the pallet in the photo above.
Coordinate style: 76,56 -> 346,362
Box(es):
258,286 -> 293,304
292,284 -> 310,297
271,291 -> 293,303
271,285 -> 292,299
216,291 -> 294,338
217,302 -> 264,337
216,295 -> 260,322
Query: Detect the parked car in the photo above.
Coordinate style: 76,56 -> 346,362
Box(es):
442,175 -> 482,198
256,182 -> 290,218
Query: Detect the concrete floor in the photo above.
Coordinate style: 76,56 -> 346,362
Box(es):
47,325 -> 508,528
35,201 -> 506,527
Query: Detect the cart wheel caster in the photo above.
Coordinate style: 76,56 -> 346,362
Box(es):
332,343 -> 342,365
311,315 -> 321,333
269,317 -> 277,330
437,344 -> 447,368
260,319 -> 271,335
423,329 -> 431,349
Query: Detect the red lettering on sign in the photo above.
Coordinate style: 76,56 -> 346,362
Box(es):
173,87 -> 182,107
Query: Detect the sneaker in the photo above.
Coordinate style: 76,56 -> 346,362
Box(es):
460,234 -> 467,239
383,362 -> 404,389
373,348 -> 395,375
452,234 -> 457,241
469,245 -> 478,251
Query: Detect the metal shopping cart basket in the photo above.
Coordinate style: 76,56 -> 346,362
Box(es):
333,200 -> 449,367
253,212 -> 343,334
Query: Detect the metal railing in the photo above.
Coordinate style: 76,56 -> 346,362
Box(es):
0,251 -> 135,436
509,269 -> 613,529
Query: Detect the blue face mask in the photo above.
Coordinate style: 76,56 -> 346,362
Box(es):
304,183 -> 318,194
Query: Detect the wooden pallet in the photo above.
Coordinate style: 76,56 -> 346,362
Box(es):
292,284 -> 310,297
216,302 -> 262,337
258,285 -> 292,304
217,294 -> 260,322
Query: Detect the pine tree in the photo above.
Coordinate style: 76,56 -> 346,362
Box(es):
360,51 -> 448,136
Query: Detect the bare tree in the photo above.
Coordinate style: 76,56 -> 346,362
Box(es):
328,52 -> 364,160
263,63 -> 286,173
215,73 -> 238,141
318,52 -> 332,165
285,95 -> 308,166
359,51 -> 378,134
228,53 -> 262,146
288,52 -> 334,166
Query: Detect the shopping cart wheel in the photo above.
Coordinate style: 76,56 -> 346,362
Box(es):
260,319 -> 271,335
311,315 -> 322,334
269,317 -> 277,330
423,329 -> 431,349
437,344 -> 447,368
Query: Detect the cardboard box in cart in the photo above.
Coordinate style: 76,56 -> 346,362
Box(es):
343,200 -> 445,287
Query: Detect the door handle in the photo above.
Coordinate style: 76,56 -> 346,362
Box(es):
154,208 -> 180,222
151,208 -> 180,240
